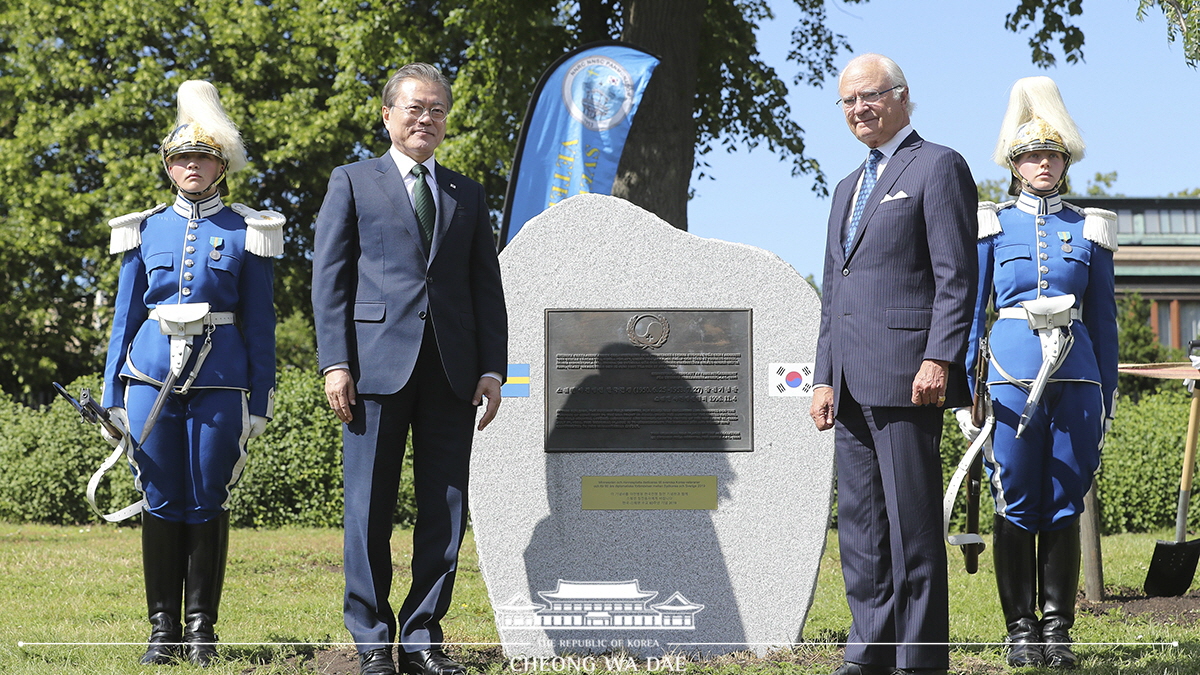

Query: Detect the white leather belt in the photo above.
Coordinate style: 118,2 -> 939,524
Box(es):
148,308 -> 236,326
997,306 -> 1081,330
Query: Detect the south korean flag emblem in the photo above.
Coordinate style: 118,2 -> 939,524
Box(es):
769,363 -> 814,397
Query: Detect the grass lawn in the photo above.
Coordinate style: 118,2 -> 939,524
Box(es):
1,523 -> 1197,674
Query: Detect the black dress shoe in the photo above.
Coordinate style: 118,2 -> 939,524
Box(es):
828,663 -> 894,675
892,669 -> 948,675
402,647 -> 466,675
360,648 -> 398,675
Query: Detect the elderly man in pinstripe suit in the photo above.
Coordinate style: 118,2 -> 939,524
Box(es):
810,54 -> 977,675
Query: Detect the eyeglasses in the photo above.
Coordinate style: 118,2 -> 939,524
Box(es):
837,85 -> 902,109
393,104 -> 448,122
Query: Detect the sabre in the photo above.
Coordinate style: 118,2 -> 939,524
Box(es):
53,382 -> 147,521
53,382 -> 125,442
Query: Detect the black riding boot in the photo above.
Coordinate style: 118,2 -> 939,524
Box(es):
1039,518 -> 1081,669
993,515 -> 1044,668
141,512 -> 187,665
183,511 -> 230,667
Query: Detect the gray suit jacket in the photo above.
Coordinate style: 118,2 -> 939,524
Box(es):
312,155 -> 507,400
815,131 -> 977,409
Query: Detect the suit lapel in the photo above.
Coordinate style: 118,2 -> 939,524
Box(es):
430,164 -> 459,263
372,156 -> 427,256
831,176 -> 856,266
845,131 -> 922,262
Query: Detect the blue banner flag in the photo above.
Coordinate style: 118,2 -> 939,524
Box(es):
499,41 -> 659,248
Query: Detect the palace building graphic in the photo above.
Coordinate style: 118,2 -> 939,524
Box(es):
495,580 -> 704,630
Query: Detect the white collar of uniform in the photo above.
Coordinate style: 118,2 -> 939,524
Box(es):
869,123 -> 914,162
172,192 -> 225,220
1015,190 -> 1062,216
388,146 -> 436,180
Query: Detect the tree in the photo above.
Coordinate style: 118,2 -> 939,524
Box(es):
1006,0 -> 1200,67
0,0 -> 863,402
0,0 -> 462,401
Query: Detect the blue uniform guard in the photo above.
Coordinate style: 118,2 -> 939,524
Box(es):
98,79 -> 281,668
961,75 -> 1118,670
966,193 -> 1118,531
102,191 -> 281,523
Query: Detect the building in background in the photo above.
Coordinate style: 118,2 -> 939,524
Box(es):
1069,197 -> 1200,351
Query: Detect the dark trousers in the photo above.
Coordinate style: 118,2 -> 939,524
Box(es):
835,385 -> 949,670
341,327 -> 477,654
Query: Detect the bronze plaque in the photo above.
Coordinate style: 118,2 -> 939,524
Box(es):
545,309 -> 752,452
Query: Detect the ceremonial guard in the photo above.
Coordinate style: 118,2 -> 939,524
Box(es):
960,76 -> 1117,669
100,80 -> 282,666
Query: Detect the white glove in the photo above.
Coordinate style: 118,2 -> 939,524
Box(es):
1099,417 -> 1113,451
248,415 -> 269,439
955,407 -> 981,443
101,407 -> 130,448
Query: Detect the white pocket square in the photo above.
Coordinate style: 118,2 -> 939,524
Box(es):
880,191 -> 909,203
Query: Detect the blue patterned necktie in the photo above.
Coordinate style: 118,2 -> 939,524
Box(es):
410,163 -> 436,248
845,149 -> 883,254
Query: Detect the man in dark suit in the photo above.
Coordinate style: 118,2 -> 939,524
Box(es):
312,63 -> 507,675
810,53 -> 977,675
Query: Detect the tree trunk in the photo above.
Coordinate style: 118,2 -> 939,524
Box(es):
578,0 -> 616,44
615,0 -> 704,230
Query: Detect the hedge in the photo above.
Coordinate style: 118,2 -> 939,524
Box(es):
2,373 -> 1198,534
0,368 -> 416,527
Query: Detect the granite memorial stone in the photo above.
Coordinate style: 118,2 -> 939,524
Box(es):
470,194 -> 833,659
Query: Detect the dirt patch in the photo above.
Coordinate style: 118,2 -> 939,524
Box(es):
1079,586 -> 1200,626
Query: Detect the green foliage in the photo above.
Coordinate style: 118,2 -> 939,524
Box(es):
1138,0 -> 1200,67
274,311 -> 318,372
229,366 -> 346,528
1,0 -> 868,403
1167,186 -> 1200,197
1009,1 -> 1200,68
1005,0 -> 1087,67
977,178 -> 1010,203
1085,170 -> 1122,197
0,0 -> 453,403
1118,291 -> 1183,403
0,369 -> 417,528
0,374 -> 140,525
1097,386 -> 1195,533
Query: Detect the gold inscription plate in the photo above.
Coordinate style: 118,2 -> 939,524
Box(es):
581,476 -> 718,510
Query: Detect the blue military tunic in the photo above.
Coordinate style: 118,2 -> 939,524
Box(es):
101,192 -> 282,523
966,191 -> 1118,531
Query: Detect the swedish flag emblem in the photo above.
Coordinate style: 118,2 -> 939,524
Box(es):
501,364 -> 531,397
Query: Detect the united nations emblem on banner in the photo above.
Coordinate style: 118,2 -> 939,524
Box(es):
561,55 -> 636,132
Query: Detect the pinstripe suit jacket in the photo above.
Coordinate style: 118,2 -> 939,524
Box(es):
815,131 -> 977,409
